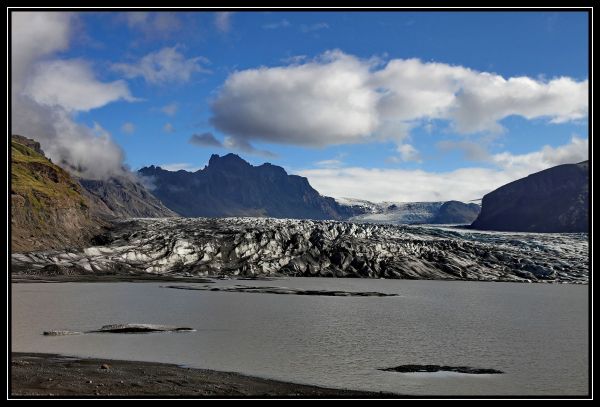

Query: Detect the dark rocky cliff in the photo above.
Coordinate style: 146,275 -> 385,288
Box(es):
432,201 -> 480,224
471,161 -> 588,233
79,176 -> 178,219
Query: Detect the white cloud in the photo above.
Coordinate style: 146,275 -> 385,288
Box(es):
121,12 -> 182,38
450,75 -> 588,133
112,46 -> 209,84
300,166 -> 511,202
436,139 -> 491,162
189,132 -> 223,147
11,12 -> 72,88
121,122 -> 135,134
298,137 -> 588,202
211,50 -> 380,147
315,159 -> 344,169
163,123 -> 174,133
160,102 -> 178,116
11,12 -> 133,180
223,137 -> 276,158
396,144 -> 422,163
492,135 -> 588,173
215,12 -> 233,33
44,110 -> 126,179
210,50 -> 588,149
24,59 -> 136,112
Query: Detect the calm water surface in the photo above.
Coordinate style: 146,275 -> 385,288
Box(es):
11,278 -> 588,396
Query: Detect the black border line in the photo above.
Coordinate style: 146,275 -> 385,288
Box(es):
6,6 -> 593,401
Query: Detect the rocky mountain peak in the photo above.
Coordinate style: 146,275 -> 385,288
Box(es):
138,153 -> 348,220
207,153 -> 250,170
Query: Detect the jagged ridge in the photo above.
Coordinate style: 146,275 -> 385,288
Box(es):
138,154 -> 351,220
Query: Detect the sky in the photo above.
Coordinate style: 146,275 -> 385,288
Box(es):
10,10 -> 590,203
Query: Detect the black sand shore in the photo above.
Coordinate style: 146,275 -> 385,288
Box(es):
10,353 -> 391,398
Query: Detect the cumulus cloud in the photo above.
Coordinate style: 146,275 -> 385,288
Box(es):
187,131 -> 275,157
215,12 -> 233,33
121,122 -> 135,134
24,59 -> 136,111
211,50 -> 379,147
396,144 -> 422,163
11,12 -> 135,180
314,153 -> 347,168
436,139 -> 491,162
300,166 -> 512,202
160,102 -> 178,116
223,137 -> 277,158
11,12 -> 72,88
298,136 -> 588,202
210,50 -> 588,149
189,132 -> 223,148
315,159 -> 344,169
112,46 -> 210,84
450,76 -> 588,133
491,135 -> 588,173
121,12 -> 182,38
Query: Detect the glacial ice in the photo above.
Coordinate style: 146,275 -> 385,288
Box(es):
11,217 -> 588,283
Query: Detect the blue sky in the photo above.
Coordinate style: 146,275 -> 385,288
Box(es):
12,11 -> 589,202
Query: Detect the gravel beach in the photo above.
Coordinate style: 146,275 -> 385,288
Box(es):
10,353 -> 389,398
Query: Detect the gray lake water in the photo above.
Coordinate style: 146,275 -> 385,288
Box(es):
11,278 -> 588,396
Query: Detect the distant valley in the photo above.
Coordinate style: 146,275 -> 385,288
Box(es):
336,198 -> 481,225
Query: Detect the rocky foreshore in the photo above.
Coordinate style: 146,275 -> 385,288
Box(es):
11,217 -> 589,283
10,353 -> 389,397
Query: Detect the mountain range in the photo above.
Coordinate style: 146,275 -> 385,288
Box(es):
139,153 -> 352,220
336,199 -> 480,225
10,135 -> 589,254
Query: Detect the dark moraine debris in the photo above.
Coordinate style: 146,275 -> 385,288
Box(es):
380,365 -> 503,374
90,324 -> 195,333
44,324 -> 195,336
163,285 -> 398,297
43,330 -> 82,336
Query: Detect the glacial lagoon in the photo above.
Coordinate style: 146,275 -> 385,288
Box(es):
11,278 -> 588,396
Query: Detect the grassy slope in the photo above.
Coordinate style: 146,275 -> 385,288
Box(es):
11,139 -> 103,252
11,140 -> 87,210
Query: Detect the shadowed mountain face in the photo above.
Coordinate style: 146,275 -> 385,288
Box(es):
471,161 -> 589,233
138,154 -> 351,220
432,201 -> 481,224
78,177 -> 178,219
